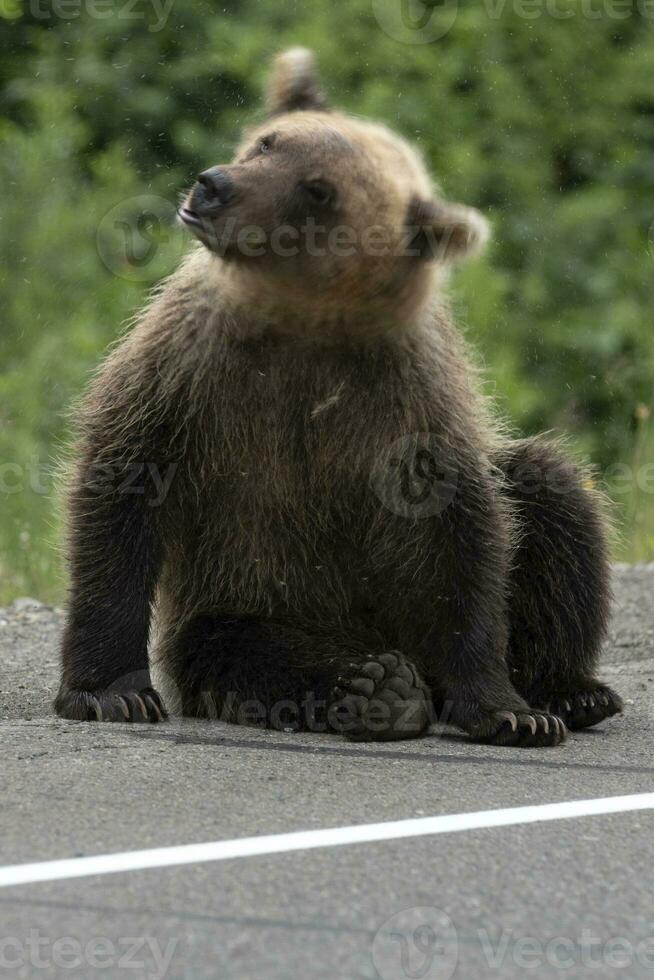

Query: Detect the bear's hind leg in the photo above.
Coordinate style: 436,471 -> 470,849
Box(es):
161,615 -> 432,741
495,437 -> 622,731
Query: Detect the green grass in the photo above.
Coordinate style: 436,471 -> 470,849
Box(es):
609,408 -> 654,563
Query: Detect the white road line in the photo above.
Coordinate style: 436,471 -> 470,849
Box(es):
1,793 -> 653,890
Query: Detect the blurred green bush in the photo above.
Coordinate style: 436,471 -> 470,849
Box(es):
1,0 -> 653,602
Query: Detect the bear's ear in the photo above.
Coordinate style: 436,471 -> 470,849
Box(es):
265,48 -> 329,115
406,196 -> 490,263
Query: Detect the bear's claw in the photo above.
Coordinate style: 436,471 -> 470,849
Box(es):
475,709 -> 567,747
55,687 -> 168,724
545,684 -> 622,731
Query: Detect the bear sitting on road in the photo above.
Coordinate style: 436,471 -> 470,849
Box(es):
55,48 -> 622,746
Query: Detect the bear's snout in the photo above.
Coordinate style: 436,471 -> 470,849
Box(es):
194,167 -> 236,211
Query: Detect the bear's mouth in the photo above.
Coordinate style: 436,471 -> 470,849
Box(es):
178,207 -> 204,230
178,207 -> 223,250
178,205 -> 239,257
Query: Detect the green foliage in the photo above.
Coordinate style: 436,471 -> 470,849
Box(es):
1,2 -> 653,601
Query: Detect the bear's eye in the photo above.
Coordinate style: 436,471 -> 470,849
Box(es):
299,179 -> 335,207
259,136 -> 275,154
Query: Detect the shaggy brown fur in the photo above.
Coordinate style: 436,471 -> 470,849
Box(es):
55,49 -> 621,746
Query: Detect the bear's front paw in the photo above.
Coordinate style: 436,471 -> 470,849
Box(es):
329,651 -> 432,742
473,709 -> 566,748
55,686 -> 168,723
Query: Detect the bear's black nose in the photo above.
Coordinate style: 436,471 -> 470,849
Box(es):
196,167 -> 235,207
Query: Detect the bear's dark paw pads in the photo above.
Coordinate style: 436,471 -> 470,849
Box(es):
329,651 -> 431,742
547,684 -> 623,731
477,709 -> 567,748
55,687 -> 168,724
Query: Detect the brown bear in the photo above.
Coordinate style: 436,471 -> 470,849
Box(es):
55,48 -> 622,746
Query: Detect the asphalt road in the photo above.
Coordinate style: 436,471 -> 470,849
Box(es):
1,564 -> 653,979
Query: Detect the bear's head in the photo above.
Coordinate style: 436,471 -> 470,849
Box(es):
179,48 -> 489,329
